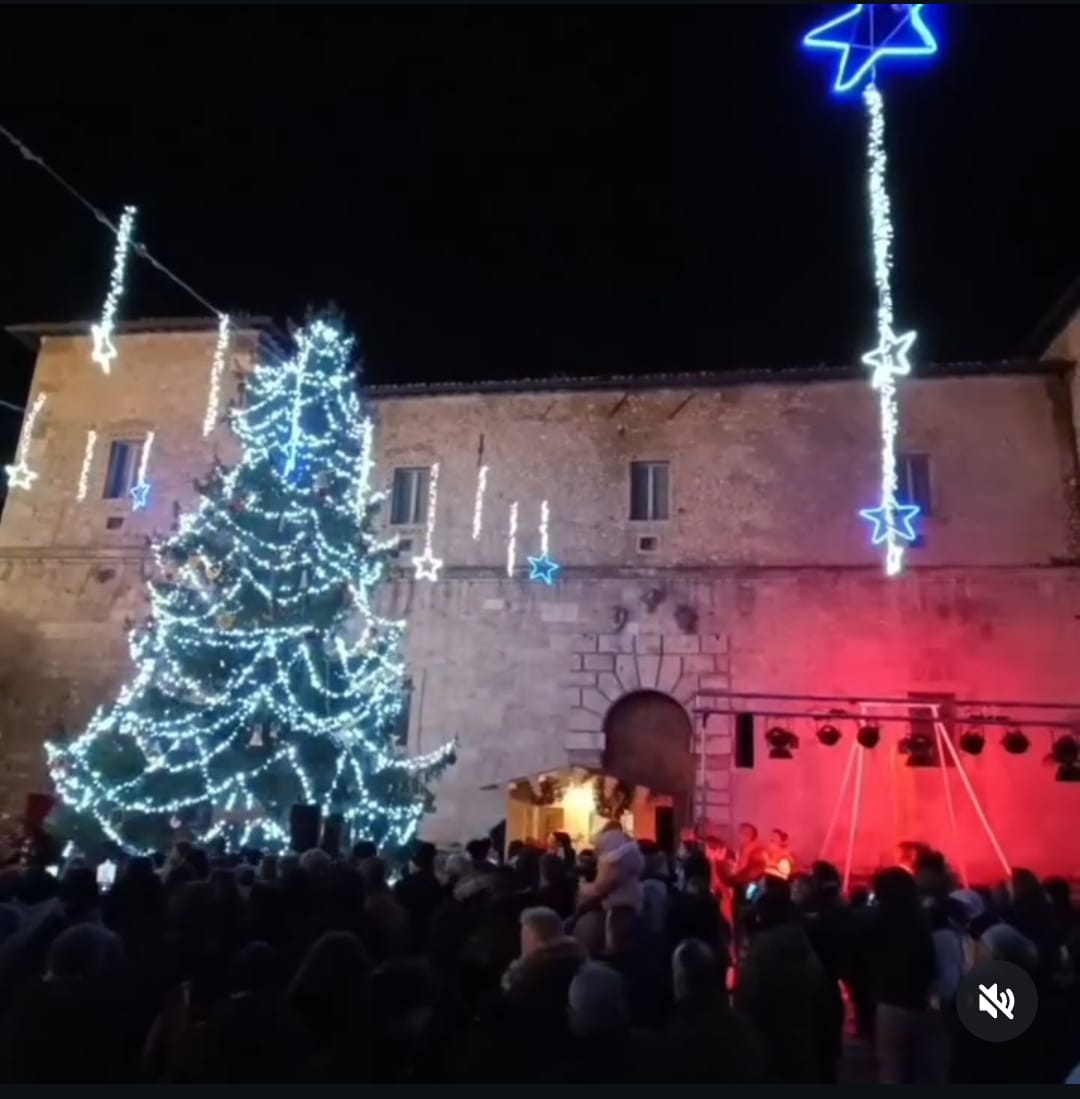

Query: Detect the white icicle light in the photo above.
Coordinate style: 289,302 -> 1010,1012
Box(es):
4,391 -> 47,491
202,313 -> 232,437
507,500 -> 518,578
412,461 -> 443,581
472,464 -> 489,541
130,429 -> 155,510
539,498 -> 550,556
90,206 -> 137,374
856,84 -> 920,578
76,429 -> 98,501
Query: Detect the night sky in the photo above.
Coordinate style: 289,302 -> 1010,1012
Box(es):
1,4 -> 1077,459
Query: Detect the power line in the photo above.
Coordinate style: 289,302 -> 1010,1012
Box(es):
0,120 -> 223,318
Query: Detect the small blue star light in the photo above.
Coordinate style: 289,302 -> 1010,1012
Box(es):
130,481 -> 150,510
859,501 -> 920,546
527,552 -> 559,586
803,4 -> 938,94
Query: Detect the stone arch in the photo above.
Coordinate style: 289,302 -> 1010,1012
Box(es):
602,689 -> 694,800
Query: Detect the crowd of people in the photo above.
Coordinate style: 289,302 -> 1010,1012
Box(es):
1,820 -> 1079,1083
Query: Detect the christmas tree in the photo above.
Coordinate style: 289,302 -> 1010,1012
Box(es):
47,316 -> 454,855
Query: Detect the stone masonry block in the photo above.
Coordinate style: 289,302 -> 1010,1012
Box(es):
598,633 -> 635,654
672,675 -> 699,705
565,671 -> 598,688
699,673 -> 730,691
615,653 -> 640,692
700,634 -> 729,654
565,731 -> 605,751
634,634 -> 662,655
582,653 -> 616,672
568,708 -> 603,733
705,789 -> 731,808
656,655 -> 682,695
581,688 -> 611,717
705,734 -> 733,755
637,654 -> 660,690
597,672 -> 622,701
680,654 -> 716,676
569,653 -> 584,671
662,634 -> 700,655
570,633 -> 600,653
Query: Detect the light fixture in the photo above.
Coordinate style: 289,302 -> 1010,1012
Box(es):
816,723 -> 842,748
1048,735 -> 1079,769
856,724 -> 880,749
959,717 -> 986,756
899,731 -> 935,767
765,726 -> 798,760
1055,765 -> 1080,784
1002,728 -> 1030,756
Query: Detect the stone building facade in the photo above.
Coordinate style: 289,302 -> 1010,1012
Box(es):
3,318 -> 1080,879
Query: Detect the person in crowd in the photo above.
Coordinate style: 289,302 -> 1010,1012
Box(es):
549,830 -> 575,866
667,851 -> 730,959
577,822 -> 644,913
393,841 -> 443,953
639,839 -> 673,941
535,853 -> 576,919
864,866 -> 942,1085
737,886 -> 836,1082
731,822 -> 767,927
574,848 -> 597,884
600,904 -> 670,1028
661,938 -> 764,1082
501,906 -> 586,1032
764,828 -> 795,882
465,838 -> 497,877
359,856 -> 410,960
1004,867 -> 1060,978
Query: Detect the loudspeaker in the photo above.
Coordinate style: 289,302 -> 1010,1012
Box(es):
24,793 -> 56,829
320,812 -> 346,857
289,804 -> 320,853
735,713 -> 755,769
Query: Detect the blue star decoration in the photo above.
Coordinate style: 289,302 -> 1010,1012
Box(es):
859,501 -> 920,545
527,552 -> 560,585
803,4 -> 938,94
130,481 -> 150,510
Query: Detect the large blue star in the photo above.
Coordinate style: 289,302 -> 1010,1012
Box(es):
804,5 -> 938,94
859,501 -> 920,545
130,481 -> 150,510
527,552 -> 560,586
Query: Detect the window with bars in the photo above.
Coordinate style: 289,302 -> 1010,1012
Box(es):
103,440 -> 143,500
630,460 -> 670,521
389,467 -> 430,526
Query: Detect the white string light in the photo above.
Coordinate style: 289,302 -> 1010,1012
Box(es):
412,461 -> 443,582
506,501 -> 518,578
47,318 -> 455,854
76,429 -> 98,501
90,205 -> 137,374
130,429 -> 155,510
283,332 -> 313,478
4,391 -> 47,491
202,313 -> 232,437
472,464 -> 489,541
856,84 -> 920,577
528,498 -> 560,584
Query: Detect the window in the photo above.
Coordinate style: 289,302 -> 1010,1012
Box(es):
897,454 -> 932,517
630,461 -> 669,521
906,693 -> 956,768
390,467 -> 430,526
102,440 -> 142,500
392,677 -> 414,747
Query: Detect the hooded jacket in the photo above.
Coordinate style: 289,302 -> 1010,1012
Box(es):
579,829 -> 644,913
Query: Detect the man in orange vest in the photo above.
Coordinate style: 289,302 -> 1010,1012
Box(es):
764,827 -> 795,882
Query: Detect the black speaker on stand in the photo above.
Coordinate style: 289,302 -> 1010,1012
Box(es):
289,804 -> 320,853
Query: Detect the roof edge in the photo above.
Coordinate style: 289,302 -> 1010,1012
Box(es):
366,358 -> 1068,399
6,316 -> 283,351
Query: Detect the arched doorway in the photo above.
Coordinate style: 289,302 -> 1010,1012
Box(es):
603,690 -> 694,844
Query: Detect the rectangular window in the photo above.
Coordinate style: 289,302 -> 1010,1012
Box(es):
906,692 -> 956,767
734,712 -> 755,769
102,440 -> 142,500
897,453 -> 932,517
393,677 -> 414,747
630,461 -> 670,521
389,467 -> 430,526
